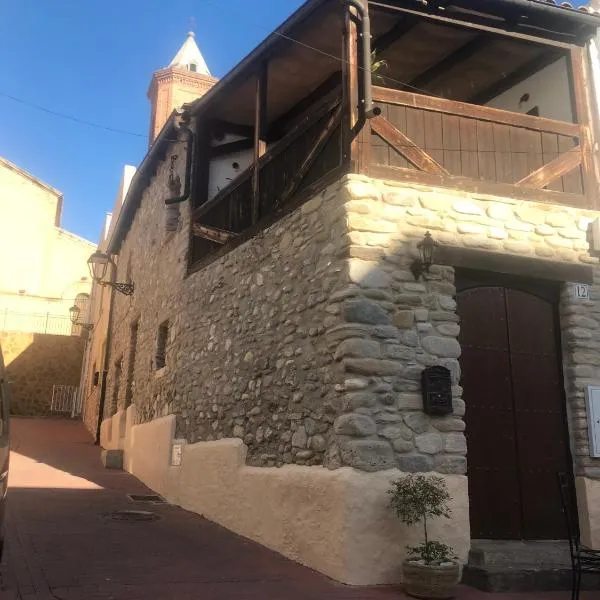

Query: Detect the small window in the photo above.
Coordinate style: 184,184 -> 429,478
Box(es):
189,63 -> 197,72
126,320 -> 139,407
155,321 -> 169,370
93,371 -> 99,387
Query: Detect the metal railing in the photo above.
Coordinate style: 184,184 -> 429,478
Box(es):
0,309 -> 74,336
50,385 -> 81,417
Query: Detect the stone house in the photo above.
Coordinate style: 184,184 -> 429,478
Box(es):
82,0 -> 600,588
0,157 -> 94,414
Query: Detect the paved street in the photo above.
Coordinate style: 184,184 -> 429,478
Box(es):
0,418 -> 594,600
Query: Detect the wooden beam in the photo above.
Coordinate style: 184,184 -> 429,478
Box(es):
372,86 -> 580,137
368,1 -> 574,49
569,46 -> 599,209
279,104 -> 343,205
268,72 -> 341,141
252,62 -> 268,225
408,35 -> 490,92
437,245 -> 593,285
469,49 -> 565,105
371,115 -> 449,175
372,15 -> 420,54
209,139 -> 253,158
192,223 -> 238,244
517,147 -> 582,189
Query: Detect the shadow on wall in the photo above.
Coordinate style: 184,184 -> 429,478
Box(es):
1,333 -> 85,416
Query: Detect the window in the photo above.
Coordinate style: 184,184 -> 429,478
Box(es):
126,320 -> 138,407
155,321 -> 169,370
189,63 -> 197,72
110,358 -> 122,416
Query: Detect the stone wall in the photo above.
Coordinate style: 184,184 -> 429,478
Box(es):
105,148 -> 350,467
103,143 -> 600,478
0,332 -> 85,415
333,175 -> 600,478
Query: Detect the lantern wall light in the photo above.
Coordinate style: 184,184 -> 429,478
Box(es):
69,305 -> 93,331
87,251 -> 135,296
411,231 -> 439,280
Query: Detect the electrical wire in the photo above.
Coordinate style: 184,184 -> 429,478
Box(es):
0,2 -> 590,160
0,90 -> 147,138
0,2 -> 464,138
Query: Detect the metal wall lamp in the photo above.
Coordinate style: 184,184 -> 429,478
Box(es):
87,251 -> 135,296
411,231 -> 439,280
69,305 -> 93,331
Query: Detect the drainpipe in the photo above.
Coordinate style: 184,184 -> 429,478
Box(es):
343,0 -> 381,124
95,267 -> 117,445
164,115 -> 194,206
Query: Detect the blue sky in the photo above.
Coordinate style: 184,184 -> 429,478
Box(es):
0,0 -> 304,243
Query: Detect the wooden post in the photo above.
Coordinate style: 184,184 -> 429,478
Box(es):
344,7 -> 360,170
569,46 -> 599,210
252,62 -> 268,225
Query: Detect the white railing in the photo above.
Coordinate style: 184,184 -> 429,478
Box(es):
50,385 -> 81,417
0,310 -> 74,336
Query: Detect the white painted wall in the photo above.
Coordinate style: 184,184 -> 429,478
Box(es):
487,57 -> 574,123
102,409 -> 470,586
208,133 -> 253,200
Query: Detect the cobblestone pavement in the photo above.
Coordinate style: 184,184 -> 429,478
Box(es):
0,418 -> 594,600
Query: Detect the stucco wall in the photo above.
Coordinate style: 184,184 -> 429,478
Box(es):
104,409 -> 469,586
0,331 -> 84,415
0,159 -> 95,325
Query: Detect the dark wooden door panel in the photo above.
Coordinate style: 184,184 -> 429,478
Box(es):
459,286 -> 521,539
505,289 -> 568,540
458,276 -> 571,541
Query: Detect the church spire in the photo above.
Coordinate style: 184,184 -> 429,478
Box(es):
147,31 -> 217,145
168,31 -> 211,76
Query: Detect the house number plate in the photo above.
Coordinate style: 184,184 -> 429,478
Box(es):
573,283 -> 590,300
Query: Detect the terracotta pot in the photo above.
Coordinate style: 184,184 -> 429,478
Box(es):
402,559 -> 460,599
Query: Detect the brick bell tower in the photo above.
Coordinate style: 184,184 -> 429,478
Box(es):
147,32 -> 218,145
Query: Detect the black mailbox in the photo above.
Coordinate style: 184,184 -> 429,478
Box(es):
421,366 -> 453,415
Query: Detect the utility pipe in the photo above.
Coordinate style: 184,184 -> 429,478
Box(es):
343,0 -> 382,122
165,115 -> 195,205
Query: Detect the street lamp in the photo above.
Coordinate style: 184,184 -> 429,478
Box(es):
411,231 -> 439,280
69,305 -> 93,331
87,251 -> 134,296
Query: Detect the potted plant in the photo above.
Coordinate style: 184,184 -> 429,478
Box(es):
388,474 -> 460,599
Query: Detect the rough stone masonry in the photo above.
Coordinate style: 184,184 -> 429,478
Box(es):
105,145 -> 600,479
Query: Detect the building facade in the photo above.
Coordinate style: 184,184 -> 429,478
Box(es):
0,157 -> 95,414
82,0 -> 600,587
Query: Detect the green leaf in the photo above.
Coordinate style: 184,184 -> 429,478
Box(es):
407,541 -> 457,565
388,474 -> 452,525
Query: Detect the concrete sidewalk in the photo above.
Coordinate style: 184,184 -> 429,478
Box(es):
0,418 -> 594,600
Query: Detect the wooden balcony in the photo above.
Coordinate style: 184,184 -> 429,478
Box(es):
361,86 -> 593,209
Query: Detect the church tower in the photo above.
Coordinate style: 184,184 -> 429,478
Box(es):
147,32 -> 217,144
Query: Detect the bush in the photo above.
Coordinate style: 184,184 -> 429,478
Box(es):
388,474 -> 456,565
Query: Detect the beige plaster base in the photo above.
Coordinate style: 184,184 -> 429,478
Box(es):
101,413 -> 470,586
576,476 -> 600,549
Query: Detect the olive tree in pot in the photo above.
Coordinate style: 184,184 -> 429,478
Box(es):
388,474 -> 460,599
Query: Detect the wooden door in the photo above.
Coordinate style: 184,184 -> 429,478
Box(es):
457,272 -> 571,540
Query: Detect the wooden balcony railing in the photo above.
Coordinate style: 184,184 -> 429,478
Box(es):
365,86 -> 590,208
190,96 -> 345,263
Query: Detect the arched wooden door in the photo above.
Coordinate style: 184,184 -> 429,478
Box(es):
457,272 -> 572,540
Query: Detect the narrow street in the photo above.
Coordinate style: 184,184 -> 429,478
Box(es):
0,419 -> 592,600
